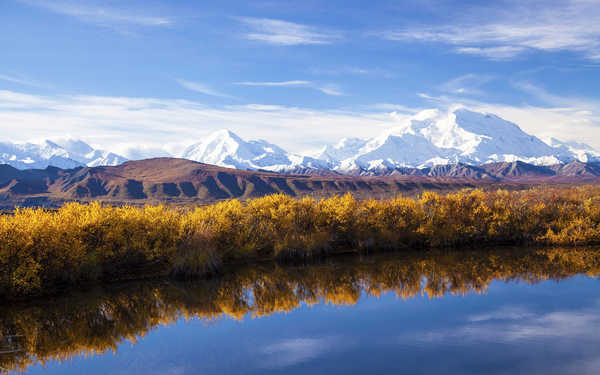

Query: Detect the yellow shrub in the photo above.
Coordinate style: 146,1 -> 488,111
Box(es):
2,185 -> 600,298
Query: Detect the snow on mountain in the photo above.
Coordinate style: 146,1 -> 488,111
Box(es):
181,129 -> 327,171
315,138 -> 368,164
545,138 -> 600,163
0,138 -> 127,170
52,138 -> 128,167
318,108 -> 595,172
2,108 -> 597,173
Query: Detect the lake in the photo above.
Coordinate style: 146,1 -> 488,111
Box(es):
2,247 -> 599,374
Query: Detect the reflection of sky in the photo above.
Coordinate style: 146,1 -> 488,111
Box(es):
27,276 -> 600,375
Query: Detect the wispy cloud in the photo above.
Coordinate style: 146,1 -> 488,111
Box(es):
380,0 -> 600,60
258,336 -> 354,369
399,304 -> 600,375
311,66 -> 394,78
235,80 -> 345,96
238,17 -> 340,45
0,73 -> 48,88
368,103 -> 423,114
177,79 -> 235,99
20,0 -> 172,29
235,80 -> 311,87
439,74 -> 495,95
414,306 -> 600,344
455,46 -> 527,60
317,84 -> 344,96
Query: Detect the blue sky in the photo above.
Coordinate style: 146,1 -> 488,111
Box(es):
2,0 -> 600,156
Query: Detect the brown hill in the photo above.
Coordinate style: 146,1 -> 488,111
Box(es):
0,158 -> 488,207
1,158 -> 599,207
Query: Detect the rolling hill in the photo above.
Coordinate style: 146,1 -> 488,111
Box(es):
1,158 -> 599,207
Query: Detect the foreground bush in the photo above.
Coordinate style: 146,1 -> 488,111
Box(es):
1,186 -> 600,298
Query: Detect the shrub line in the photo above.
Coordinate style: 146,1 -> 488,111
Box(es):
2,186 -> 600,299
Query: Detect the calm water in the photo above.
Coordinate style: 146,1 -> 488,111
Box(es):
2,248 -> 600,375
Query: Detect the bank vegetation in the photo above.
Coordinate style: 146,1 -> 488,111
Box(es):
1,186 -> 600,298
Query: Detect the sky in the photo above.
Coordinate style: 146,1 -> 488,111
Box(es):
2,0 -> 600,157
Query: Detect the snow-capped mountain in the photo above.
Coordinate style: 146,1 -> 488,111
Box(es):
315,108 -> 598,172
181,129 -> 327,171
546,138 -> 600,163
0,139 -> 127,170
52,138 -> 127,167
2,108 -> 598,173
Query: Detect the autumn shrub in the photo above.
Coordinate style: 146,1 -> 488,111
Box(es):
2,186 -> 600,298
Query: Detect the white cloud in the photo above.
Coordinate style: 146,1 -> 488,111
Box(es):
20,0 -> 172,29
317,84 -> 344,96
310,66 -> 394,78
455,46 -> 527,60
0,90 -> 393,157
238,17 -> 340,45
414,306 -> 600,344
258,336 -> 354,369
368,103 -> 422,113
2,84 -> 599,159
235,80 -> 311,87
176,79 -> 235,99
467,307 -> 535,322
235,80 -> 345,96
439,74 -> 495,95
381,0 -> 600,60
0,73 -> 49,88
259,338 -> 332,368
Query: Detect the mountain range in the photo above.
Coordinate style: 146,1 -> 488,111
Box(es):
0,138 -> 127,169
2,108 -> 599,174
2,158 -> 599,208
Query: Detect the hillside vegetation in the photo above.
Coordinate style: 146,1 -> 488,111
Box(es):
2,186 -> 600,298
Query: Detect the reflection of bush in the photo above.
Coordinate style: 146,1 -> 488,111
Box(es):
2,187 -> 600,298
1,247 -> 599,374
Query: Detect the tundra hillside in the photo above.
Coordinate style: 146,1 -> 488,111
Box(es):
1,186 -> 600,299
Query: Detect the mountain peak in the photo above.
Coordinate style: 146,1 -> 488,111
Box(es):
209,129 -> 241,139
52,138 -> 95,156
182,130 -> 293,170
316,107 -> 596,172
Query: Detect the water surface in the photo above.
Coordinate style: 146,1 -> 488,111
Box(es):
2,247 -> 600,374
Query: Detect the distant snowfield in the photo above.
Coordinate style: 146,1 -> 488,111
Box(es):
2,108 -> 599,171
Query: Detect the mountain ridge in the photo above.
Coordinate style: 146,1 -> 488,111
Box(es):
1,158 -> 599,207
3,108 -> 599,173
0,138 -> 127,170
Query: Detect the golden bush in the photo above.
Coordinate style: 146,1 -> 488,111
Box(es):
1,186 -> 600,298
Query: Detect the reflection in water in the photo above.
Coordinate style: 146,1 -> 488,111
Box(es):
1,247 -> 600,374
